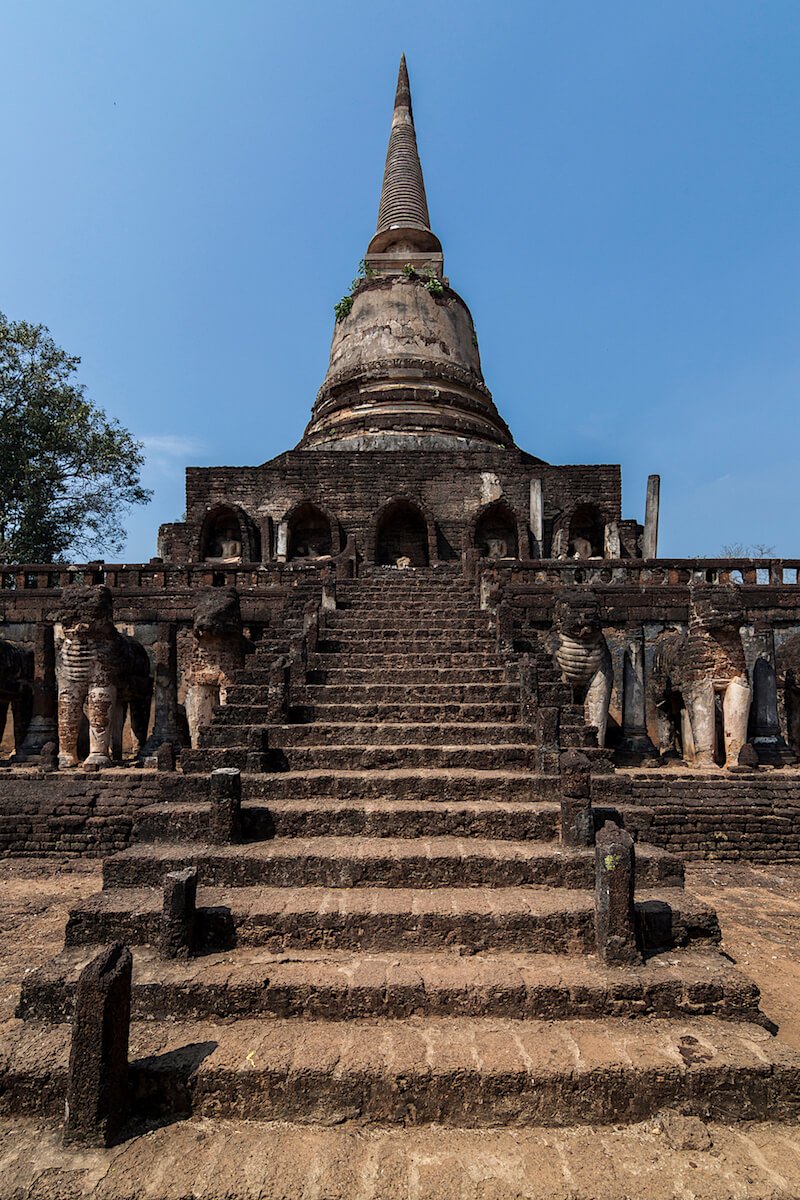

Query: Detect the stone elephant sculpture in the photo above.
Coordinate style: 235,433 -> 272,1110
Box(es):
649,584 -> 751,767
56,585 -> 153,767
548,590 -> 613,748
0,638 -> 34,755
184,587 -> 249,747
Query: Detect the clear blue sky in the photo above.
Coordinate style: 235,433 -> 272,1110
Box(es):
2,1 -> 798,560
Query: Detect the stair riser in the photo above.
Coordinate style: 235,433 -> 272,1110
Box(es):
63,899 -> 718,955
305,685 -> 518,703
318,639 -> 497,653
134,805 -> 559,843
225,684 -> 518,706
18,974 -> 759,1025
200,724 -> 533,748
183,746 -> 541,773
313,653 -> 503,668
8,1045 -> 789,1128
303,703 -> 521,722
102,853 -> 683,892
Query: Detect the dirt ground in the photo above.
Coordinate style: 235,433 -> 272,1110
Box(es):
0,857 -> 799,1200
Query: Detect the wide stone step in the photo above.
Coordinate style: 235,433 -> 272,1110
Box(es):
305,683 -> 518,704
134,797 -> 654,845
100,837 -> 684,891
6,1014 -> 791,1126
18,945 -> 759,1024
326,622 -> 493,636
304,701 -> 522,723
308,667 -> 508,685
64,885 -> 716,954
183,743 -> 541,774
200,721 -> 534,748
318,637 -> 498,654
134,797 -> 563,843
313,651 -> 504,668
193,768 -> 562,802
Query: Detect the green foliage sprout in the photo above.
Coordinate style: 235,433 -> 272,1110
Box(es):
423,267 -> 445,297
334,259 -> 376,322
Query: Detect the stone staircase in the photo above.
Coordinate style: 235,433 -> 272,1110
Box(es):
5,566 -> 800,1131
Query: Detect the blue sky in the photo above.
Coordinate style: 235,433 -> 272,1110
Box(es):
2,1 -> 798,560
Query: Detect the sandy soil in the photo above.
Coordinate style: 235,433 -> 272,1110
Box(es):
0,857 -> 798,1199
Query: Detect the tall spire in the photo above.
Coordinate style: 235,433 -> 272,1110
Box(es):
366,56 -> 442,271
375,54 -> 430,234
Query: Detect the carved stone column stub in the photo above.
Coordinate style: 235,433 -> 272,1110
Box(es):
594,821 -> 640,966
559,749 -> 594,848
209,767 -> 242,843
63,942 -> 132,1147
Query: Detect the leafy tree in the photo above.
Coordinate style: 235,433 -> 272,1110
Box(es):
0,312 -> 151,562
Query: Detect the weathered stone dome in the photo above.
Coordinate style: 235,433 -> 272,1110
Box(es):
301,274 -> 513,450
298,56 -> 515,452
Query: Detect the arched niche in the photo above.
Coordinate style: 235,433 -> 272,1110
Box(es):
283,501 -> 342,561
371,497 -> 435,567
199,504 -> 258,563
472,500 -> 521,560
567,503 -> 605,560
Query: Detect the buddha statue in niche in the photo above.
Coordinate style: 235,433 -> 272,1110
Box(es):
205,525 -> 242,564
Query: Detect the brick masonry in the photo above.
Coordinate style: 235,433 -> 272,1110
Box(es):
0,772 -> 161,858
617,770 -> 800,862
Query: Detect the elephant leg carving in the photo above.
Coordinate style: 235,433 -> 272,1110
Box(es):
185,683 -> 219,749
58,690 -> 84,767
85,684 -> 117,766
723,676 -> 752,765
585,663 -> 613,748
684,679 -> 715,767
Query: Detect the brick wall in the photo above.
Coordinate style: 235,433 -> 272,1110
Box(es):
179,450 -> 623,564
617,770 -> 800,862
0,772 -> 162,858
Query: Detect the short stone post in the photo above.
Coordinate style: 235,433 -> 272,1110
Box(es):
594,821 -> 640,965
246,726 -> 269,772
64,943 -> 132,1146
266,656 -> 290,721
156,741 -> 176,772
209,767 -> 242,843
496,603 -> 514,652
559,750 -> 594,847
159,867 -> 198,959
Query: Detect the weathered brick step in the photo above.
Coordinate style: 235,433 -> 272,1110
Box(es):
134,796 -> 654,845
313,651 -> 503,668
202,722 -> 534,749
328,622 -> 492,636
310,667 -> 508,685
216,768 -> 556,802
100,837 -> 684,891
183,744 -> 542,774
223,683 -> 519,708
318,638 -> 497,654
235,665 -> 508,687
304,701 -> 521,723
304,683 -> 518,703
8,1014 -> 790,1126
18,946 -> 759,1025
135,798 -> 565,843
63,886 -> 716,954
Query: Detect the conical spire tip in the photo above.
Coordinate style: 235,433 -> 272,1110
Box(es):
394,53 -> 412,116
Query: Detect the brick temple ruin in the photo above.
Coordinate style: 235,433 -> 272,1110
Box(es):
1,56 -> 800,1141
